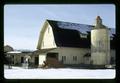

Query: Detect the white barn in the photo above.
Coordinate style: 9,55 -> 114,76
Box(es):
37,16 -> 115,68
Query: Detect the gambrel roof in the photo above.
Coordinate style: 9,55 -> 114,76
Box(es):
47,20 -> 115,49
37,19 -> 115,49
47,20 -> 115,37
47,20 -> 91,48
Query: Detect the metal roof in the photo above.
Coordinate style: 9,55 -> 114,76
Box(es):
45,20 -> 115,49
48,20 -> 115,37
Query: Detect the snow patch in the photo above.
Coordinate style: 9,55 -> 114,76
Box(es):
4,66 -> 115,79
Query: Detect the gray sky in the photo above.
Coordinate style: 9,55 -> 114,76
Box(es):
4,4 -> 115,50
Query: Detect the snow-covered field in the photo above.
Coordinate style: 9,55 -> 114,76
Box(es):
4,66 -> 115,79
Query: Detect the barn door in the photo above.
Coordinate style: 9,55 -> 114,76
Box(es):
35,57 -> 39,65
46,53 -> 58,59
21,57 -> 24,63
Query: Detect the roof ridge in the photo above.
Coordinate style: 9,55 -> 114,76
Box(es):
46,19 -> 115,29
47,19 -> 94,26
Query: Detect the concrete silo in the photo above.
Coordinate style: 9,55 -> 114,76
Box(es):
91,16 -> 110,65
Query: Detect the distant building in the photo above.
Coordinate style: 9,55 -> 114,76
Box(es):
4,46 -> 39,67
4,45 -> 14,53
37,16 -> 115,68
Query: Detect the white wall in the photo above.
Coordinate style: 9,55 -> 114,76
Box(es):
39,53 -> 46,65
38,48 -> 115,66
41,24 -> 57,49
48,47 -> 90,64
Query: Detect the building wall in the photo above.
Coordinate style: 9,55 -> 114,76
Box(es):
91,29 -> 110,65
39,53 -> 46,66
7,49 -> 115,67
30,54 -> 39,64
7,53 -> 39,66
41,24 -> 57,49
38,47 -> 90,65
7,53 -> 25,65
84,57 -> 91,64
13,54 -> 22,64
58,47 -> 89,64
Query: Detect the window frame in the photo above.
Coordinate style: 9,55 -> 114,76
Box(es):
73,56 -> 77,61
62,56 -> 66,62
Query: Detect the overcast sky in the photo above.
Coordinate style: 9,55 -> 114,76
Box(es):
4,4 -> 115,50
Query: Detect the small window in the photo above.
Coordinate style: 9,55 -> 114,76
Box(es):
73,56 -> 77,61
80,34 -> 87,38
62,56 -> 66,62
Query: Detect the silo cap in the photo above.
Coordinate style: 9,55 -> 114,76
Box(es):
96,16 -> 102,20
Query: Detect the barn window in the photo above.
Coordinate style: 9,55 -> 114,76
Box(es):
62,56 -> 66,62
80,34 -> 87,38
73,56 -> 77,61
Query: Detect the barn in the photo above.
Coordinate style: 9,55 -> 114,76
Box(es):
37,16 -> 115,68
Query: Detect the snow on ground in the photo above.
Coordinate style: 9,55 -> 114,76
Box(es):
4,66 -> 115,79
